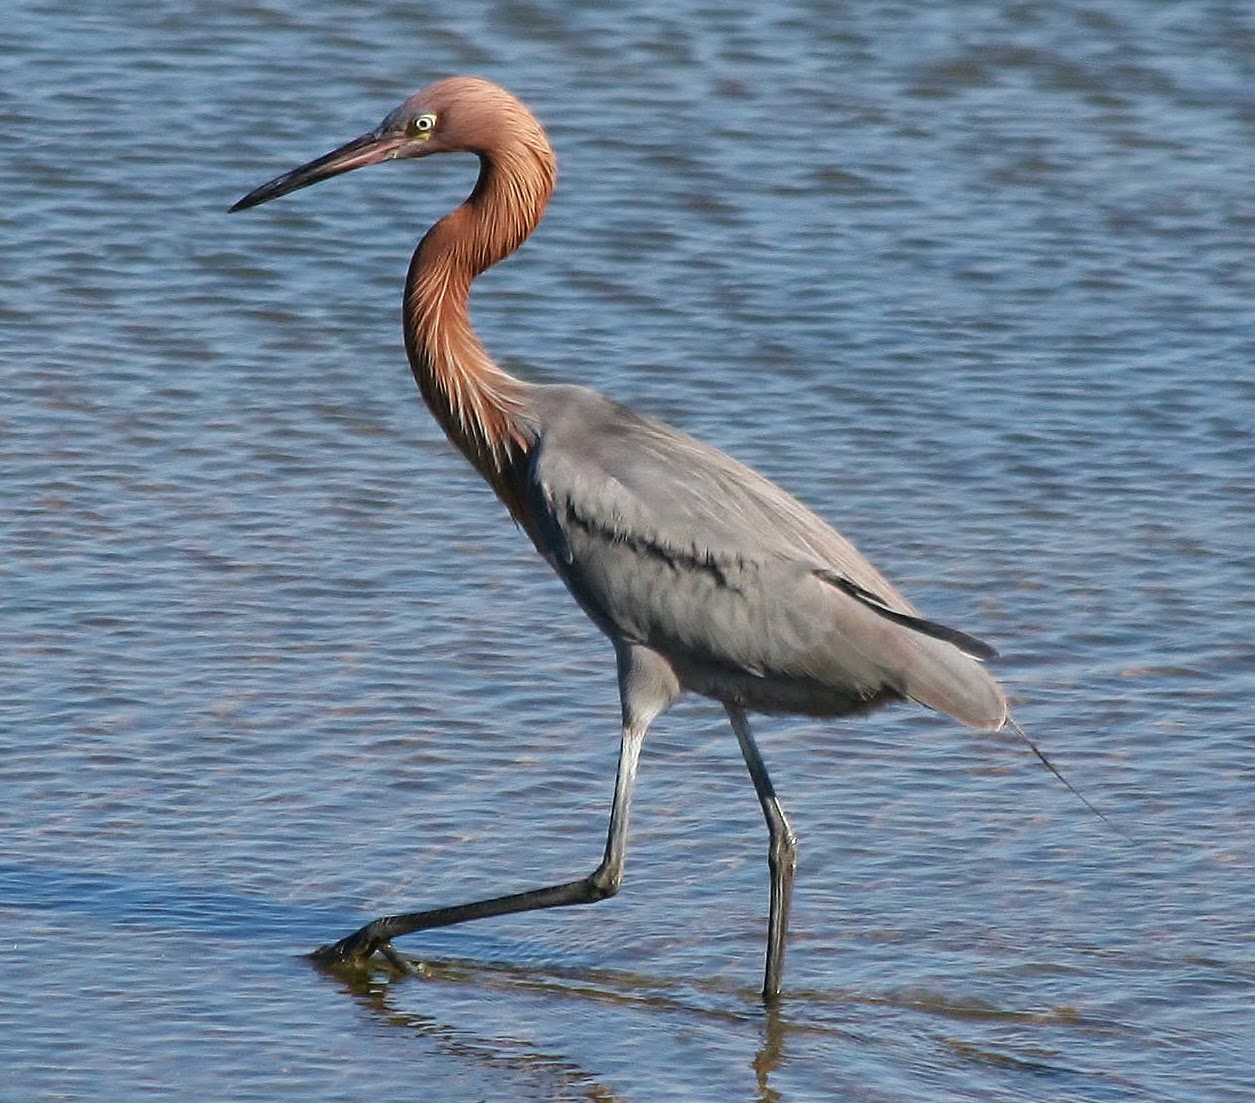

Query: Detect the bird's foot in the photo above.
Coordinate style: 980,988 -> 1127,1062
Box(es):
310,922 -> 414,973
310,926 -> 382,967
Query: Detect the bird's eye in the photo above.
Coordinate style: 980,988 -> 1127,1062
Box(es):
408,113 -> 437,137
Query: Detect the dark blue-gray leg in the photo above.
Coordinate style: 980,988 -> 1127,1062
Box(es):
312,721 -> 648,967
726,704 -> 797,1003
312,642 -> 678,969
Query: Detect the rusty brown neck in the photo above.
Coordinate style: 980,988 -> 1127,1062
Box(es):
403,139 -> 557,521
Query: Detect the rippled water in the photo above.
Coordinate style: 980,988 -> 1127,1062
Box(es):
3,1 -> 1253,1100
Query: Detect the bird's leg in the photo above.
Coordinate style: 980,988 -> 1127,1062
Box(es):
726,705 -> 797,1004
310,721 -> 648,968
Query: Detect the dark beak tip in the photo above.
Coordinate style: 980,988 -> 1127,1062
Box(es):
227,130 -> 399,217
230,179 -> 287,213
228,186 -> 268,214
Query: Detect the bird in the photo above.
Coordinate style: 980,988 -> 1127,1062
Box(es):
231,76 -> 1020,1003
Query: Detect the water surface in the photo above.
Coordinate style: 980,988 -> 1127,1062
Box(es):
3,1 -> 1253,1100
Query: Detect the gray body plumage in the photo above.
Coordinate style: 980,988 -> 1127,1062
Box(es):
526,384 -> 1007,731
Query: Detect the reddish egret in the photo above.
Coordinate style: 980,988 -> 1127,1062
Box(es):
232,77 -> 1050,1002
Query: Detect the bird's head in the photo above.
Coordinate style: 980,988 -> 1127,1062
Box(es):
230,76 -> 547,212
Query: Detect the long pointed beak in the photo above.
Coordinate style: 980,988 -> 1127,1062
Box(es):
230,129 -> 407,212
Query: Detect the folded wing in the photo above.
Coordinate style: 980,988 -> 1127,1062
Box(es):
527,385 -> 1007,730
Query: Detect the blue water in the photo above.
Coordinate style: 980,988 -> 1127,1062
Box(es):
3,1 -> 1253,1100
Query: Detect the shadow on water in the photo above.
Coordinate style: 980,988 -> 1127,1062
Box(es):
320,964 -> 630,1102
2,860 -> 1155,1098
314,953 -> 805,1103
311,948 -> 1106,1100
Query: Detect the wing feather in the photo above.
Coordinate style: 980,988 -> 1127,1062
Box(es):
526,385 -> 1005,729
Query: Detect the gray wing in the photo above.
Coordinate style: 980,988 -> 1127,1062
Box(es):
526,385 -> 1007,730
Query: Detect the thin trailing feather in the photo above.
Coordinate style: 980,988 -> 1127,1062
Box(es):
1006,717 -> 1126,836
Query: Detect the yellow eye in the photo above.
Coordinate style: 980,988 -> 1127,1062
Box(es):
407,113 -> 437,137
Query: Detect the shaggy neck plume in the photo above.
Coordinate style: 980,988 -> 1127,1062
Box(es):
403,124 -> 557,520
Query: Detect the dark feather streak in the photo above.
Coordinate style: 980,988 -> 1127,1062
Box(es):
815,568 -> 999,661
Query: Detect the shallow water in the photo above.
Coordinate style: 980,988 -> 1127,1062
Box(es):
3,1 -> 1253,1100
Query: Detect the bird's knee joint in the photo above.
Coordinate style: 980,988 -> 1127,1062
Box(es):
586,865 -> 622,901
769,830 -> 798,874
